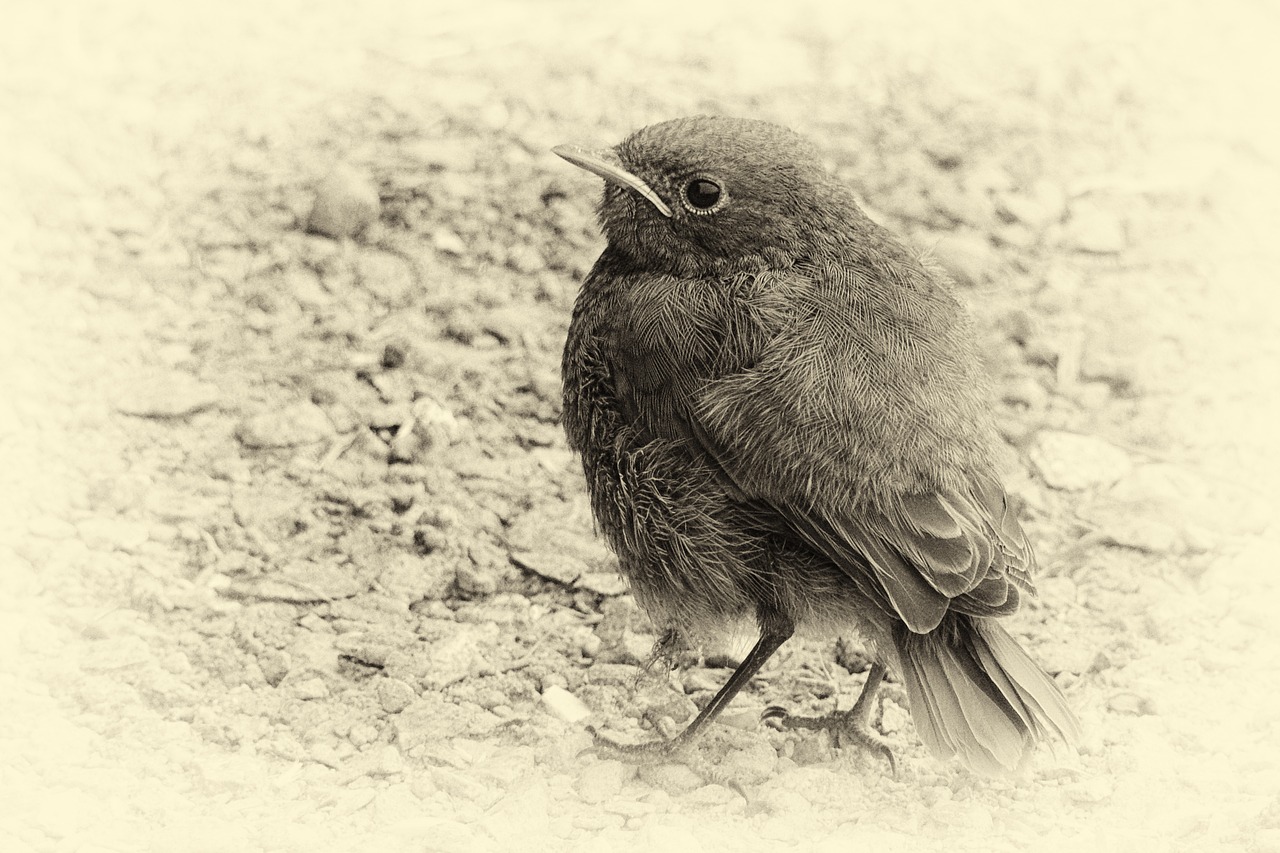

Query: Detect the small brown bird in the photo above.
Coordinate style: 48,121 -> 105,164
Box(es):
553,116 -> 1079,775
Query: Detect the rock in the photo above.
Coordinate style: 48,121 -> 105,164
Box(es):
575,572 -> 627,596
378,677 -> 418,713
711,737 -> 776,784
384,623 -> 497,691
407,138 -> 478,172
393,694 -> 502,749
226,559 -> 365,602
1107,692 -> 1157,716
258,650 -> 291,686
75,517 -> 152,552
307,165 -> 380,239
586,663 -> 640,687
431,229 -> 467,256
623,630 -> 657,665
455,553 -> 500,597
682,669 -> 724,694
790,731 -> 837,765
1080,349 -> 1141,396
928,183 -> 994,227
115,369 -> 219,418
231,482 -> 306,541
388,396 -> 461,462
1083,464 -> 1200,553
1000,375 -> 1049,411
1100,514 -> 1182,554
1065,777 -> 1114,804
377,551 -> 455,602
506,244 -> 545,274
636,762 -> 704,795
926,231 -> 996,288
998,179 -> 1067,229
236,402 -> 334,448
1037,575 -> 1078,608
755,787 -> 813,816
290,677 -> 329,700
686,784 -> 739,806
1030,431 -> 1132,491
541,685 -> 591,723
994,222 -> 1038,250
640,692 -> 698,730
574,760 -> 635,803
1035,640 -> 1096,676
431,767 -> 496,805
504,499 -> 614,565
510,550 -> 587,586
1061,205 -> 1127,254
930,800 -> 994,831
634,823 -> 705,853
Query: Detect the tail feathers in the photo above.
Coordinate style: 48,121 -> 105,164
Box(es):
896,618 -> 1080,775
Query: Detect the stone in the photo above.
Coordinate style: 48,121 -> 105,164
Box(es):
307,165 -> 380,239
227,559 -> 365,602
540,685 -> 591,723
431,229 -> 467,256
236,402 -> 334,448
574,760 -> 635,803
377,677 -> 418,713
1061,204 -> 1127,254
1030,431 -> 1132,491
115,369 -> 220,418
926,231 -> 996,288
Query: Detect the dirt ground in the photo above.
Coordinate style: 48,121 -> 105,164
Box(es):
3,2 -> 1279,851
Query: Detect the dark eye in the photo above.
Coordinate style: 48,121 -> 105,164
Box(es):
684,178 -> 722,210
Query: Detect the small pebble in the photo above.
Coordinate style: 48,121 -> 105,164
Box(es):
1065,777 -> 1114,804
378,677 -> 418,713
115,370 -> 220,418
931,800 -> 994,831
755,787 -> 812,816
926,231 -> 996,288
1061,205 -> 1127,254
291,677 -> 329,700
236,402 -> 334,448
349,723 -> 379,747
574,759 -> 635,803
1107,692 -> 1157,716
432,229 -> 468,256
1030,430 -> 1132,491
637,762 -> 703,795
540,685 -> 591,723
307,165 -> 380,239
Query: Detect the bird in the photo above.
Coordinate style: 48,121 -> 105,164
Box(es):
552,115 -> 1080,776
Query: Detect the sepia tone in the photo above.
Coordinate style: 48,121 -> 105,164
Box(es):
3,2 -> 1277,851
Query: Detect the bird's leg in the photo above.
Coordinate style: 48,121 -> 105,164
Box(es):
588,614 -> 794,760
762,661 -> 897,776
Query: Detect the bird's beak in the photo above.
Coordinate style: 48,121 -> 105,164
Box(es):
551,144 -> 673,218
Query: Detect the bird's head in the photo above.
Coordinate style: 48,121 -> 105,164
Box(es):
554,116 -> 864,276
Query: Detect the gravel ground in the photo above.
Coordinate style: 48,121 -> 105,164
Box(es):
3,2 -> 1279,852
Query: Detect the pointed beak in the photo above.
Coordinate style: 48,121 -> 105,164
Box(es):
551,144 -> 673,218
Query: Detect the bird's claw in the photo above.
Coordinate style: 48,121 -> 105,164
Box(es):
760,706 -> 898,777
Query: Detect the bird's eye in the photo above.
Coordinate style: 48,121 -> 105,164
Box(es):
683,178 -> 723,211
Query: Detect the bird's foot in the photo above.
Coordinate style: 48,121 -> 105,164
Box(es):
578,724 -> 691,763
580,725 -> 752,801
761,706 -> 898,777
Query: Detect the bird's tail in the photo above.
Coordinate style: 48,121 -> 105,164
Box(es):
893,617 -> 1081,775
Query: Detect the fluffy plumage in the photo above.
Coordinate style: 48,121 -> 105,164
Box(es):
557,115 -> 1079,773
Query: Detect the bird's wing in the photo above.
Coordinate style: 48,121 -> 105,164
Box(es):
684,263 -> 1035,634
